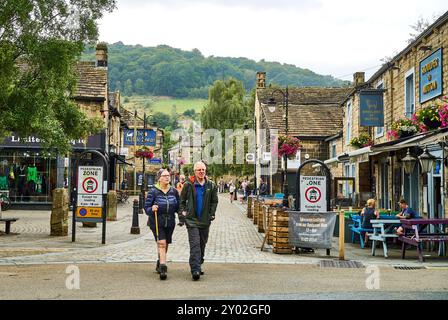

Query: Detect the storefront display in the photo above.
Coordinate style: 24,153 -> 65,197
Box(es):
0,151 -> 56,203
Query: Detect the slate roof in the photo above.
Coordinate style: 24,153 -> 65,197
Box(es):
258,87 -> 351,137
74,61 -> 107,100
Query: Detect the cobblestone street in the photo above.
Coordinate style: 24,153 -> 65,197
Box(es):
1,195 -> 448,267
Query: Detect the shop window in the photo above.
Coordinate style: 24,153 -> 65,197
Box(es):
0,151 -> 56,203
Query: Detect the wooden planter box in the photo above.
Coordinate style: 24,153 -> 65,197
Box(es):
247,196 -> 253,218
271,209 -> 293,254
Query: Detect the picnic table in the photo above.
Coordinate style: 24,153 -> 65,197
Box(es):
399,218 -> 448,262
367,219 -> 401,258
349,214 -> 398,249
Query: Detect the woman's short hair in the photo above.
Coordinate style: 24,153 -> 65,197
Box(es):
367,199 -> 376,207
156,168 -> 169,181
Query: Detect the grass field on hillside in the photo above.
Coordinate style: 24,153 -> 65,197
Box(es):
122,95 -> 207,115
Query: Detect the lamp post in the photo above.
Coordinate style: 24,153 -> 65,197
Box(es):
267,86 -> 289,207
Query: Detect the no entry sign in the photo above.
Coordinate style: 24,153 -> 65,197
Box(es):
300,176 -> 326,213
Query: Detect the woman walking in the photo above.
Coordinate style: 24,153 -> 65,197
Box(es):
144,169 -> 180,280
228,180 -> 236,203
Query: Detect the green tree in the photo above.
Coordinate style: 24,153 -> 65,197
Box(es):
0,0 -> 116,154
201,78 -> 254,178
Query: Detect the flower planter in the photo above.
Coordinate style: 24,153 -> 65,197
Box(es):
423,118 -> 442,129
399,131 -> 414,139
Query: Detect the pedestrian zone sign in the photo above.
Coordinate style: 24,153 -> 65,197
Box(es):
77,166 -> 103,209
300,176 -> 326,213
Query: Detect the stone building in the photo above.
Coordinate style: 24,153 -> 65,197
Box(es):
118,107 -> 164,194
325,11 -> 448,218
254,72 -> 352,196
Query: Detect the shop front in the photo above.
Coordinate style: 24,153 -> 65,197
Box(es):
1,132 -> 106,207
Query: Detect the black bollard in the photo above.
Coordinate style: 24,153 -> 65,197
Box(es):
130,199 -> 140,234
138,193 -> 144,214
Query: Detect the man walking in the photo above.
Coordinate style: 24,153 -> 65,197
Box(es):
179,161 -> 218,281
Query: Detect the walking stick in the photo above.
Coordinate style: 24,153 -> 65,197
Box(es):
154,207 -> 159,241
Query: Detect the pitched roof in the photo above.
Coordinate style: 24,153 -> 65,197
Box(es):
74,61 -> 107,100
257,87 -> 352,105
258,87 -> 351,137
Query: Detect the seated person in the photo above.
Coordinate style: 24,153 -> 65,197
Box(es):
361,199 -> 379,244
395,199 -> 419,235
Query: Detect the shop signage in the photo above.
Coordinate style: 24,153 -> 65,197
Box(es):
0,133 -> 104,149
359,90 -> 384,127
288,212 -> 336,249
148,158 -> 162,164
300,176 -> 327,213
420,48 -> 443,103
123,129 -> 156,146
137,173 -> 143,186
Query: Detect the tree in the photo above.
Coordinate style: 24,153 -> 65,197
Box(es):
200,78 -> 254,178
0,0 -> 116,154
407,14 -> 441,44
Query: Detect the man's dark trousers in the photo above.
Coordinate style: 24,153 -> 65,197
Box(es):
187,226 -> 210,273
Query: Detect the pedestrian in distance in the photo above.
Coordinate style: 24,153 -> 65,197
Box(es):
259,178 -> 267,196
176,174 -> 185,194
228,180 -> 236,203
144,168 -> 180,280
179,161 -> 218,281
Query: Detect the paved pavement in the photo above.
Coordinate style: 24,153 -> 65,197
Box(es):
0,194 -> 447,267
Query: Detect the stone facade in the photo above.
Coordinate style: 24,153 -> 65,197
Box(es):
328,11 -> 448,216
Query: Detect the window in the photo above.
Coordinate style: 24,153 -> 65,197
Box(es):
405,68 -> 415,118
375,81 -> 384,138
330,141 -> 337,158
345,100 -> 352,145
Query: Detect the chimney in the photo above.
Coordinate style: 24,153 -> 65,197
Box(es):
256,72 -> 266,88
96,43 -> 108,67
353,72 -> 365,86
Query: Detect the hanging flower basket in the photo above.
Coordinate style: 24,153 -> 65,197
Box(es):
414,105 -> 441,131
387,118 -> 418,140
278,135 -> 301,159
349,133 -> 373,148
135,146 -> 154,159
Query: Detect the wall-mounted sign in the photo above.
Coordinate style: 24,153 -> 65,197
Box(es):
420,48 -> 443,103
148,158 -> 162,164
359,90 -> 384,127
123,129 -> 156,146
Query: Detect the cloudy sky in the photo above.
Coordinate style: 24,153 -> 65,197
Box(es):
98,0 -> 447,81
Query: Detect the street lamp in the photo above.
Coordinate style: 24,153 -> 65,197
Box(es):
418,147 -> 435,174
401,148 -> 417,175
244,121 -> 257,195
139,112 -> 147,212
267,86 -> 289,207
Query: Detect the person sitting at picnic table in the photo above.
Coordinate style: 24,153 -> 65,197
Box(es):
395,198 -> 419,236
360,198 -> 380,245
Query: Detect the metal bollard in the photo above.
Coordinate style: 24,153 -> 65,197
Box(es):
130,199 -> 140,234
138,193 -> 144,214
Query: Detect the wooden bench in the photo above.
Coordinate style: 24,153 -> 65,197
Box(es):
349,215 -> 372,249
0,218 -> 19,234
399,219 -> 448,262
367,219 -> 401,258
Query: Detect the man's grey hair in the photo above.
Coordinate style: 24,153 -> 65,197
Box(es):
193,161 -> 206,171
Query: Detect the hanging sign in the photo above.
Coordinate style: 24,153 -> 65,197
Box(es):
123,129 -> 156,146
420,48 -> 443,103
300,176 -> 327,213
359,90 -> 384,127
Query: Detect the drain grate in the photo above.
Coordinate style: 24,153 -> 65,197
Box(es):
393,266 -> 426,270
320,260 -> 364,269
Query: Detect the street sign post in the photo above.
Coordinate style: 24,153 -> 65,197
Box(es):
72,150 -> 109,244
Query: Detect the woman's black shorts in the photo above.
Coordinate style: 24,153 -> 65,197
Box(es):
150,225 -> 175,244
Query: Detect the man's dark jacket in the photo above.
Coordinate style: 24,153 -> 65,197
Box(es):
180,176 -> 218,228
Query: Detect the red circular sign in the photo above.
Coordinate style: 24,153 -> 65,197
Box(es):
82,177 -> 98,193
305,186 -> 321,203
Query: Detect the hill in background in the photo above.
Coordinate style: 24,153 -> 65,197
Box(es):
83,42 -> 351,99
